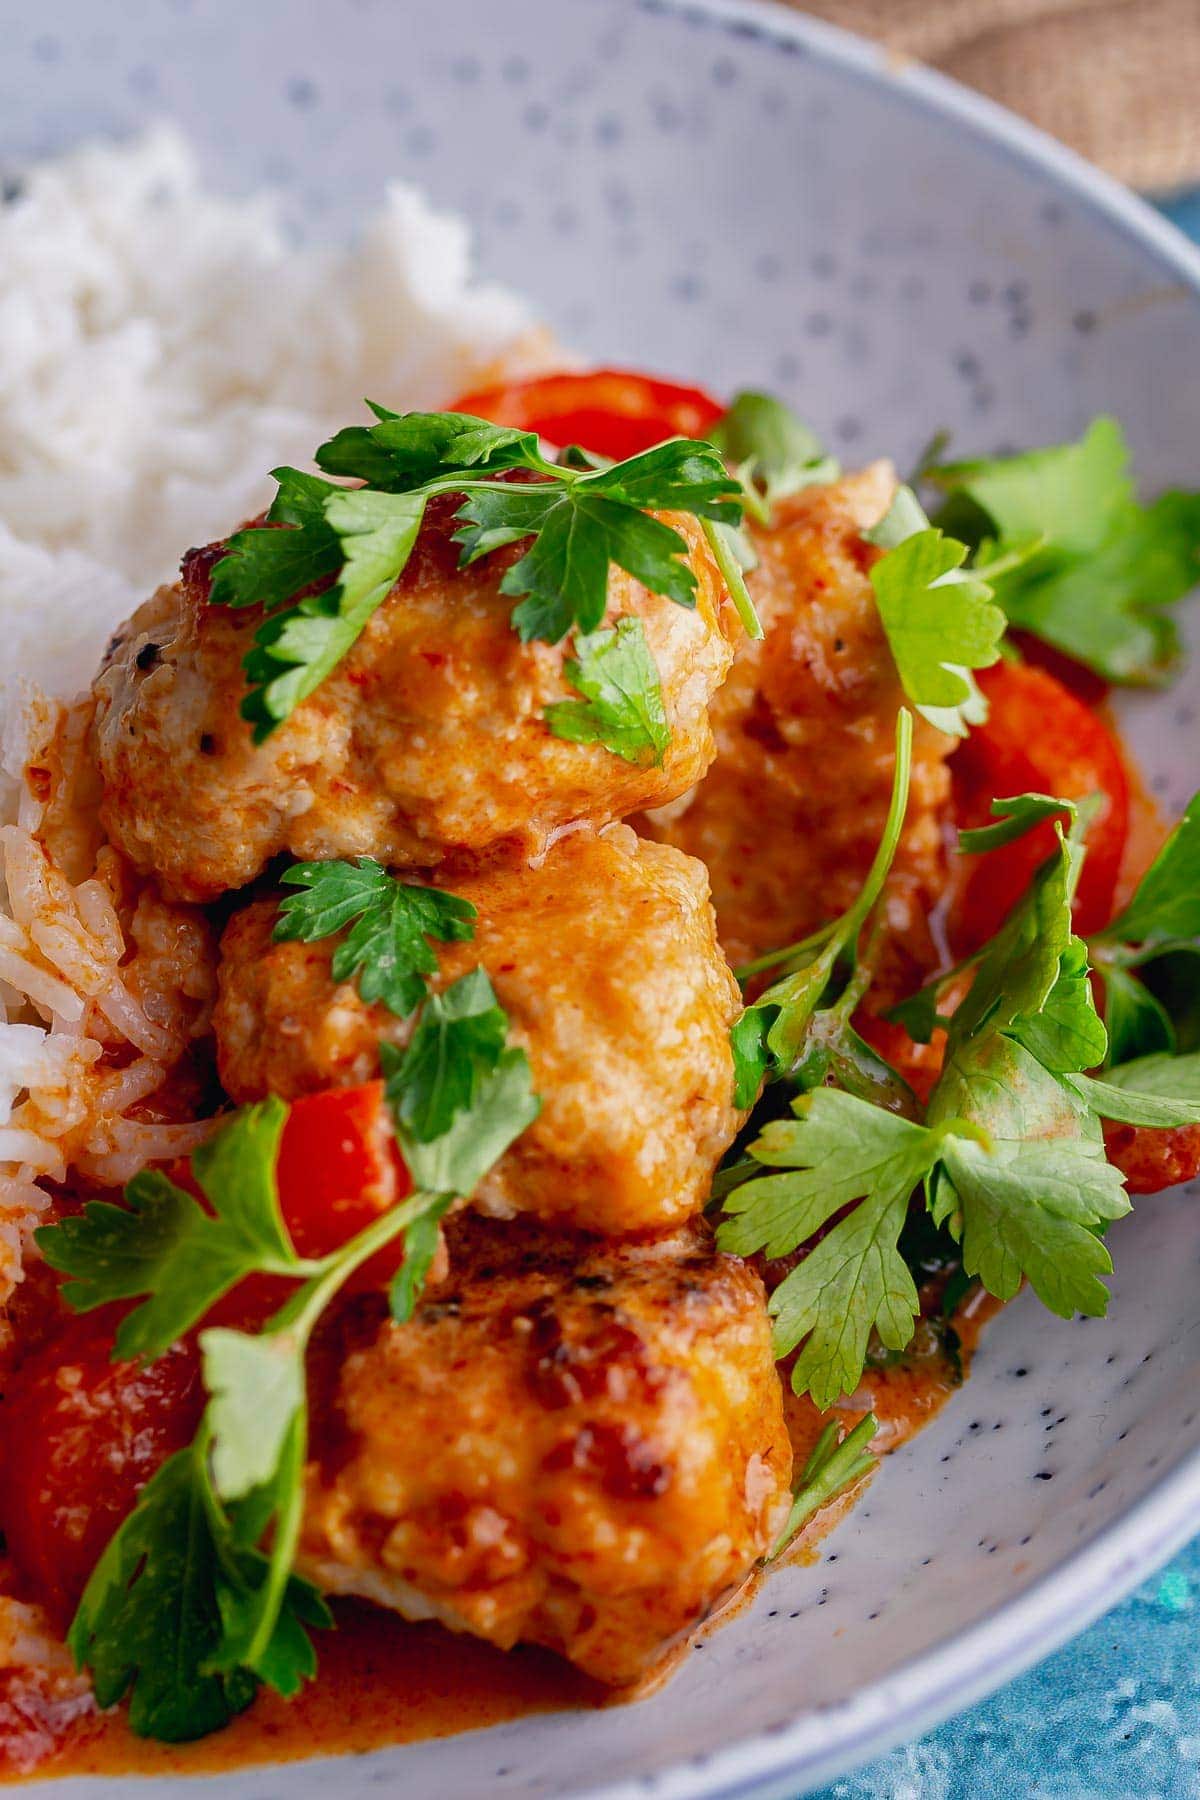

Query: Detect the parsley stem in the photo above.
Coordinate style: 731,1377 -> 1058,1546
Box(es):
970,537 -> 1047,584
219,1188 -> 443,1669
839,707 -> 913,945
701,517 -> 764,640
242,1414 -> 307,1669
267,1190 -> 442,1341
828,914 -> 886,1026
769,1412 -> 878,1560
264,1256 -> 331,1279
736,920 -> 838,984
738,709 -> 914,983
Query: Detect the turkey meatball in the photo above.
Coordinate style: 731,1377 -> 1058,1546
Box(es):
213,825 -> 744,1236
643,465 -> 956,996
91,496 -> 737,903
300,1215 -> 791,1687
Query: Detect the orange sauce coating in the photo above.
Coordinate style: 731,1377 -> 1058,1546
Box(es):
7,1286 -> 1000,1784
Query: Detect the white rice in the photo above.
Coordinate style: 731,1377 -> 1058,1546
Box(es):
0,126 -> 542,1310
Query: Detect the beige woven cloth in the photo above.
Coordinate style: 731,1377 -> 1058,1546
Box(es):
791,0 -> 1200,193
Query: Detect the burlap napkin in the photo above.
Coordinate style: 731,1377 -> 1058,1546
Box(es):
792,0 -> 1200,193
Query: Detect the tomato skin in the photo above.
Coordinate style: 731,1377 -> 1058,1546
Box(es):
275,1081 -> 408,1260
0,1320 -> 203,1625
448,368 -> 725,460
1105,1119 -> 1200,1195
951,661 -> 1130,947
195,1082 -> 413,1327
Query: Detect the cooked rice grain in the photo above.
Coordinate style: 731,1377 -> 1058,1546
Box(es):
0,126 -> 538,1316
0,690 -> 217,1301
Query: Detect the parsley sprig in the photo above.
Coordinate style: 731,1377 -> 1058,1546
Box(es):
729,708 -> 918,1113
380,968 -> 541,1198
37,973 -> 539,1742
1088,794 -> 1200,1063
710,391 -> 840,521
719,776 -> 1200,1410
770,1413 -> 879,1560
68,1429 -> 327,1741
209,407 -> 755,742
543,616 -> 672,766
927,417 -> 1200,686
274,858 -> 476,1019
705,396 -> 1007,738
863,487 -> 1006,738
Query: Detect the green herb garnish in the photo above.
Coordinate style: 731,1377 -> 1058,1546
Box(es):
68,1433 -> 327,1742
543,615 -> 672,765
928,417 -> 1200,686
274,858 -> 476,1019
381,968 -> 541,1197
1089,794 -> 1200,1063
38,978 -> 539,1743
209,408 -> 754,741
721,776 -> 1200,1410
863,487 -> 1005,738
710,391 -> 840,519
729,708 -> 917,1114
770,1413 -> 878,1560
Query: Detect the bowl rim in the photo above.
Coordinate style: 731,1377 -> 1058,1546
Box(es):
574,3 -> 1200,1797
14,4 -> 1200,1795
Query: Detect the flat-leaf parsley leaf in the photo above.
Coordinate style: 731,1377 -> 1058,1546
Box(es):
543,616 -> 671,765
45,973 -> 542,1745
274,858 -> 476,1019
928,418 -> 1200,686
209,408 -> 751,739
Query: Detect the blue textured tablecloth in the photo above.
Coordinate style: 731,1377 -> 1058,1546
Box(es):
810,188 -> 1200,1800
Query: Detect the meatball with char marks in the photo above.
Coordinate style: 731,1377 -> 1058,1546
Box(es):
300,1214 -> 791,1687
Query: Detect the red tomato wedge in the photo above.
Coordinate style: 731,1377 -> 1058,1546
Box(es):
1008,629 -> 1109,708
191,1081 -> 412,1326
0,1324 -> 204,1624
275,1080 -> 408,1262
0,1083 -> 412,1619
448,368 -> 725,460
951,661 -> 1130,947
1105,1119 -> 1200,1195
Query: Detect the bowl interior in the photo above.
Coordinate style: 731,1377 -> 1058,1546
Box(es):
4,2 -> 1200,1796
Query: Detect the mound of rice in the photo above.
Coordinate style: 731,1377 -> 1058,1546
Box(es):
0,126 -> 542,1319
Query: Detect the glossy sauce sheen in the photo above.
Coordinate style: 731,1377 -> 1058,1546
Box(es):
5,770 -> 1161,1782
6,1295 -> 993,1783
6,648 -> 1164,1784
3,1602 -> 600,1782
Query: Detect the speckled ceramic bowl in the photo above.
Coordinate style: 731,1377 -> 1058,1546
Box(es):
5,2 -> 1200,1796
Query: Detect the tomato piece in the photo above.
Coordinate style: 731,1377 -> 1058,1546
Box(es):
275,1080 -> 408,1260
0,1320 -> 203,1624
1105,1119 -> 1200,1195
951,661 -> 1130,947
0,1086 -> 415,1621
1008,629 -> 1109,708
448,368 -> 724,460
196,1082 -> 413,1326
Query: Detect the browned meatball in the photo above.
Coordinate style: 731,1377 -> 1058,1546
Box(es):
300,1215 -> 791,1687
91,497 -> 738,904
213,826 -> 744,1236
643,466 -> 956,997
